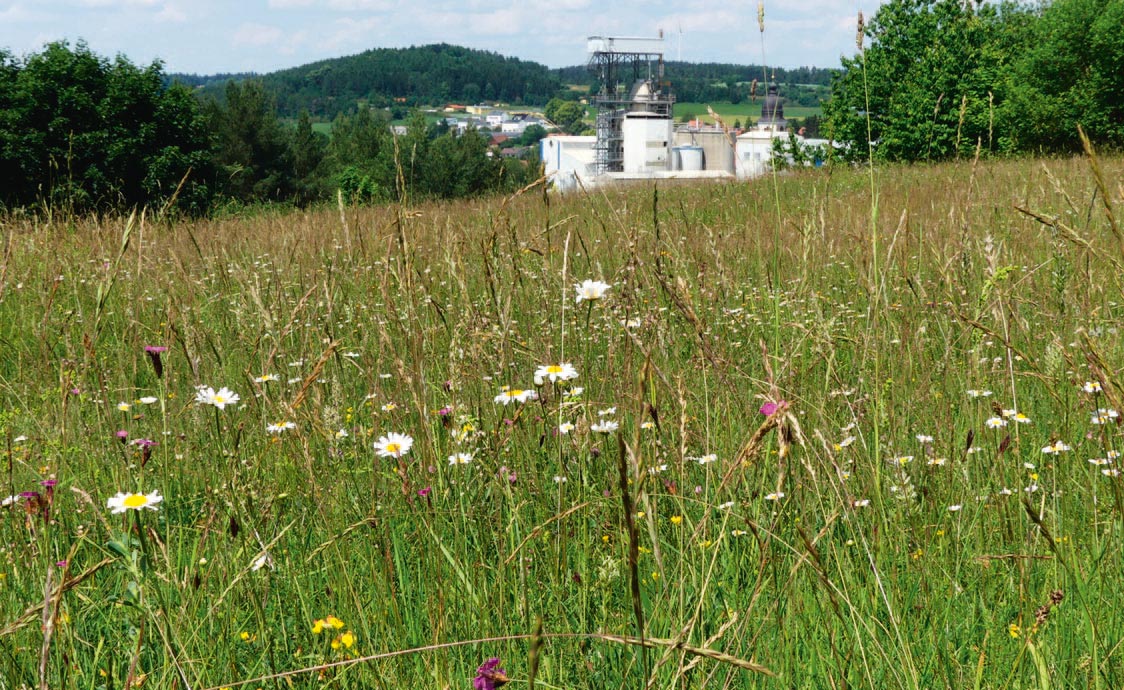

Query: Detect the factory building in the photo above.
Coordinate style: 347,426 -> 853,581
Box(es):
543,35 -> 802,191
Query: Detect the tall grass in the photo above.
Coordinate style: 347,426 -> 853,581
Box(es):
1,154 -> 1123,689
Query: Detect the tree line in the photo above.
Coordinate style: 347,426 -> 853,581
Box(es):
0,42 -> 540,216
182,43 -> 564,121
825,0 -> 1124,160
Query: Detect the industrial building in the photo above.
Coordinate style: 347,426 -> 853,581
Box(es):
543,35 -> 804,191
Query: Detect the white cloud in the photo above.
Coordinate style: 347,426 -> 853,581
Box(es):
75,0 -> 160,7
154,2 -> 187,22
232,23 -> 285,48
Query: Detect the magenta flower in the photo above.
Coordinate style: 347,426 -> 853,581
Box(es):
759,401 -> 786,417
417,486 -> 432,498
473,658 -> 509,690
116,430 -> 129,444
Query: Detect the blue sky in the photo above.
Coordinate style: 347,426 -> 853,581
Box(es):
0,0 -> 886,74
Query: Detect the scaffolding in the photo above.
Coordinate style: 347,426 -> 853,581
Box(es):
587,36 -> 674,175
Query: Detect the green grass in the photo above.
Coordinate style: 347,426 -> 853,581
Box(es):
1,155 -> 1123,689
673,101 -> 823,123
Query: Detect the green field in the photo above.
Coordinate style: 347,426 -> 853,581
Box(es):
673,101 -> 823,124
2,155 -> 1123,689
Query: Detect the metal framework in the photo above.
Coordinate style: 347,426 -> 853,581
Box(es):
587,36 -> 674,174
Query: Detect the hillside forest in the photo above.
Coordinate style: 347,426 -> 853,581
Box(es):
0,0 -> 1121,216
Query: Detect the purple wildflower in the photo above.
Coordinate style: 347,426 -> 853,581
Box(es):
116,430 -> 129,444
760,400 -> 789,417
144,345 -> 167,378
417,486 -> 432,498
473,658 -> 509,690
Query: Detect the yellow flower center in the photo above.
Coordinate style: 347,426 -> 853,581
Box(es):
386,443 -> 401,454
214,395 -> 225,404
547,366 -> 562,374
123,494 -> 148,508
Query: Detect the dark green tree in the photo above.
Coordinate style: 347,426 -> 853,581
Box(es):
0,41 -> 212,214
288,110 -> 328,206
544,98 -> 586,134
1002,0 -> 1124,151
824,0 -> 1028,161
206,80 -> 293,202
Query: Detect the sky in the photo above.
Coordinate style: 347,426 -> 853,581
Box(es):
0,0 -> 888,75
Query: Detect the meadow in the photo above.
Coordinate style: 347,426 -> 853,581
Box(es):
672,102 -> 823,125
1,153 -> 1123,690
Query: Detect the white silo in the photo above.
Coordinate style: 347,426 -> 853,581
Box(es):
622,111 -> 673,174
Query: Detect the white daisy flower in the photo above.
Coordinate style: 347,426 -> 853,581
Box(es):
107,490 -> 163,514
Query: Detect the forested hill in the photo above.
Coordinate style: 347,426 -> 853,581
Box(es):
172,44 -> 563,119
556,61 -> 836,105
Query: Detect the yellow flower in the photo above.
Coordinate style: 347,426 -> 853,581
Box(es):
312,620 -> 325,634
1008,623 -> 1020,639
670,515 -> 683,526
332,631 -> 355,649
326,615 -> 345,629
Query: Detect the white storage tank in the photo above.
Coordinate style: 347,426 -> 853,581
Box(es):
622,112 -> 672,173
674,145 -> 705,171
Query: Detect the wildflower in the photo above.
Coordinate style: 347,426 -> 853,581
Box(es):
986,417 -> 1007,429
195,386 -> 240,410
927,457 -> 947,466
999,488 -> 1014,496
266,421 -> 296,434
553,475 -> 567,483
534,363 -> 578,383
1103,468 -> 1121,477
1008,623 -> 1020,639
967,389 -> 993,398
894,455 -> 913,465
1041,441 -> 1071,455
117,402 -> 131,412
948,504 -> 962,512
759,401 -> 782,416
718,501 -> 736,510
838,436 -> 856,448
1091,408 -> 1119,424
564,387 -> 584,398
1084,381 -> 1103,394
670,515 -> 683,525
591,420 -> 619,433
331,631 -> 355,650
418,486 -> 432,497
473,657 -> 509,690
640,421 -> 656,430
765,492 -> 785,501
335,428 -> 349,440
493,387 -> 538,405
144,345 -> 167,378
558,422 -> 575,434
251,552 -> 272,571
448,452 -> 473,465
696,453 -> 718,465
381,402 -> 397,412
574,279 -> 611,303
598,407 -> 617,416
731,529 -> 747,537
374,432 -> 413,458
1013,413 -> 1032,424
115,430 -> 129,443
254,374 -> 279,383
1088,457 -> 1111,466
138,396 -> 158,405
107,490 -> 163,514
2,495 -> 22,507
852,498 -> 870,507
1002,408 -> 1017,419
916,434 -> 934,443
